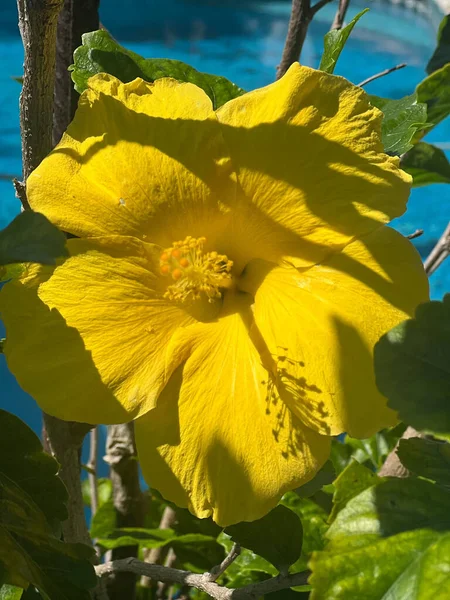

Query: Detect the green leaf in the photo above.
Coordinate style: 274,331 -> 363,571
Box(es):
0,264 -> 24,283
225,505 -> 303,573
90,500 -> 116,539
427,15 -> 450,74
397,437 -> 450,486
281,493 -> 329,573
0,585 -> 23,600
294,460 -> 335,498
369,94 -> 428,155
96,527 -> 212,551
401,141 -> 450,186
71,30 -> 245,109
0,212 -> 67,267
82,478 -> 112,509
331,426 -> 405,473
309,478 -> 450,599
329,460 -> 380,522
0,410 -> 67,533
374,296 -> 450,436
319,9 -> 368,74
0,473 -> 96,599
417,64 -> 450,132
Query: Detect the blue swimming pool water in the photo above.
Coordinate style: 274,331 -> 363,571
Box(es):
1,0 -> 449,432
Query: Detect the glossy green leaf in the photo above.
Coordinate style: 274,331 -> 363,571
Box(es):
225,505 -> 302,573
369,94 -> 428,154
319,9 -> 368,74
401,142 -> 450,186
0,410 -> 67,533
71,30 -> 245,109
0,585 -> 23,600
417,64 -> 450,132
310,478 -> 450,599
427,15 -> 450,74
329,460 -> 380,522
0,212 -> 67,267
397,437 -> 450,485
374,297 -> 450,436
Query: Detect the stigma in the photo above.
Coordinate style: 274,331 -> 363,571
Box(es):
159,236 -> 233,303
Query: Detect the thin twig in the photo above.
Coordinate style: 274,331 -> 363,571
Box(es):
276,0 -> 333,79
424,221 -> 450,276
358,63 -> 407,87
331,0 -> 350,30
95,558 -> 309,600
207,543 -> 241,583
87,427 -> 99,517
406,229 -> 424,240
156,548 -> 178,600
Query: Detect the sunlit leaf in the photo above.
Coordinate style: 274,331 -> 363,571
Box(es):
310,478 -> 450,599
319,9 -> 368,74
369,94 -> 428,155
329,460 -> 380,522
417,64 -> 450,132
71,30 -> 245,109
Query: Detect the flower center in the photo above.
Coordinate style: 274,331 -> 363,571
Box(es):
159,236 -> 233,303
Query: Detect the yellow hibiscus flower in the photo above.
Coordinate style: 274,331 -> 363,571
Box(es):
0,64 -> 428,526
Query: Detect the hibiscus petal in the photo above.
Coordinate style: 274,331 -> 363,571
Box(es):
239,226 -> 429,438
216,63 -> 411,268
135,292 -> 330,526
0,236 -> 193,424
27,75 -> 235,247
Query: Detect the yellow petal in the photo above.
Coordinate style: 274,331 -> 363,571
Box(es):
239,226 -> 429,438
135,292 -> 330,526
217,63 -> 411,268
27,75 -> 234,247
0,236 -> 193,424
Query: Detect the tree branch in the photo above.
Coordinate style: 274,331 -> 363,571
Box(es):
17,0 -> 64,183
208,543 -> 241,583
53,0 -> 99,144
87,427 -> 99,517
42,416 -> 93,545
357,63 -> 406,87
95,558 -> 309,600
276,0 -> 333,79
424,221 -> 450,276
104,423 -> 145,600
331,0 -> 350,30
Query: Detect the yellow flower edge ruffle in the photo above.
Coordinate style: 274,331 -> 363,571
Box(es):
0,64 -> 429,525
